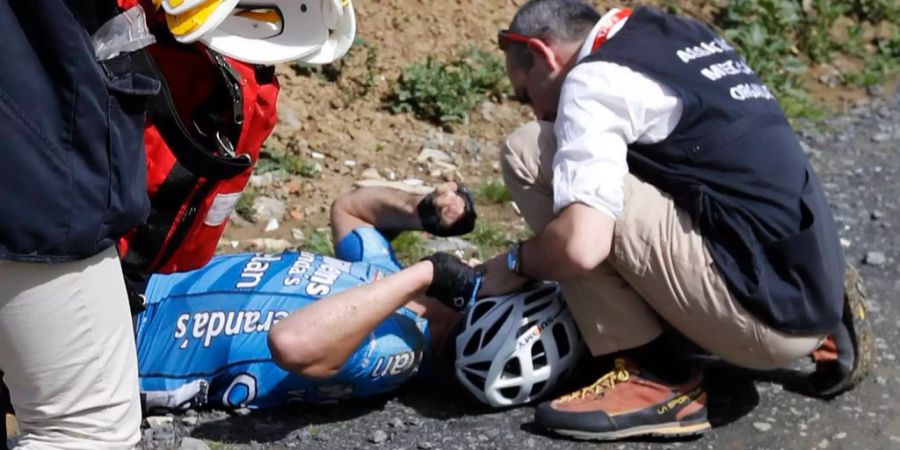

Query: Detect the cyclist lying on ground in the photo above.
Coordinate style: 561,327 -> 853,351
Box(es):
137,182 -> 582,411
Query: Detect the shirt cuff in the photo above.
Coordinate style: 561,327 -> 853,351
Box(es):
552,175 -> 623,220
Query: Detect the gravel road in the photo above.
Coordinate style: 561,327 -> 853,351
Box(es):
131,91 -> 900,450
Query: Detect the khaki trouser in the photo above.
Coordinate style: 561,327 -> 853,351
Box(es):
0,247 -> 141,449
501,121 -> 823,370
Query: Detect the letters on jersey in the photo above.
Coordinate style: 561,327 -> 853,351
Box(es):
137,251 -> 430,410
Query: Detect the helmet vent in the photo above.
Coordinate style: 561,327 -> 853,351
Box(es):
483,307 -> 513,344
464,371 -> 486,388
523,300 -> 551,318
523,289 -> 547,304
470,301 -> 495,324
500,386 -> 521,400
463,329 -> 483,357
552,323 -> 571,357
531,340 -> 547,370
502,358 -> 522,378
469,361 -> 492,372
529,381 -> 547,398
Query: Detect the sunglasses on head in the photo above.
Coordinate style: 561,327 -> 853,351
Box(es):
497,30 -> 532,51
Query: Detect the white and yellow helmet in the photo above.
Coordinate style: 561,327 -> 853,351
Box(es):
154,0 -> 356,65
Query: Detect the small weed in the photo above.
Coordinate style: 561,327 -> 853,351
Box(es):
391,231 -> 429,265
469,222 -> 529,260
388,47 -> 510,125
304,229 -> 334,257
235,188 -> 257,222
476,181 -> 512,204
256,149 -> 321,178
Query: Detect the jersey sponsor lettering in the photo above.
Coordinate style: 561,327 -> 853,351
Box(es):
369,350 -> 424,378
237,254 -> 282,288
174,309 -> 290,349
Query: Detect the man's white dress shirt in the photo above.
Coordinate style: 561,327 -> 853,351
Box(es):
551,8 -> 684,219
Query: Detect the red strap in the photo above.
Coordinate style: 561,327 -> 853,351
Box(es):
591,8 -> 633,52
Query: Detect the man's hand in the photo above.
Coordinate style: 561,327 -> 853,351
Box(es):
478,251 -> 529,298
418,182 -> 477,236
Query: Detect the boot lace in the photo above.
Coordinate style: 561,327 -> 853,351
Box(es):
559,358 -> 631,402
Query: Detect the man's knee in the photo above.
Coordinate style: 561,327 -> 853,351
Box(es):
500,120 -> 554,186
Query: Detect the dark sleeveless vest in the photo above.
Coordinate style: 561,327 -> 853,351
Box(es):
583,6 -> 844,333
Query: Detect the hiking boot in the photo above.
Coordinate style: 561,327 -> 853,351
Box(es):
535,358 -> 711,441
806,264 -> 875,397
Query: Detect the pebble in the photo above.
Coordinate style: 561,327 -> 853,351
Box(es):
417,148 -> 453,164
864,251 -> 887,266
406,417 -> 424,427
252,196 -> 286,223
421,237 -> 478,254
833,432 -> 847,440
179,437 -> 210,450
818,438 -> 830,448
753,422 -> 772,432
370,430 -> 389,444
233,407 -> 252,417
311,152 -> 326,159
389,417 -> 406,430
344,160 -> 357,167
181,415 -> 199,427
247,238 -> 293,252
291,228 -> 305,241
264,218 -> 280,232
417,442 -> 433,450
145,416 -> 174,428
871,210 -> 883,220
876,376 -> 887,386
361,168 -> 383,179
872,133 -> 891,143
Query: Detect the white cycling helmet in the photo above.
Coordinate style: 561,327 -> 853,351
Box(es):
154,0 -> 356,65
454,283 -> 583,408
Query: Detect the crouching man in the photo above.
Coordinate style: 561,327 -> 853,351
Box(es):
474,0 -> 873,441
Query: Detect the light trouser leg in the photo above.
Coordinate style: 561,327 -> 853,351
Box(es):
611,176 -> 823,370
501,120 -> 823,369
0,247 -> 141,449
501,121 -> 664,356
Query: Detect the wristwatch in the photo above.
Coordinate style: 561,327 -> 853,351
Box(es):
507,241 -> 525,276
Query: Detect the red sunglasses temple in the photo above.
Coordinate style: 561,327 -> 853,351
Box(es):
497,30 -> 532,50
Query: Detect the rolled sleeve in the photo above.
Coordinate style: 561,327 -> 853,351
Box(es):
551,60 -> 682,219
551,64 -> 633,218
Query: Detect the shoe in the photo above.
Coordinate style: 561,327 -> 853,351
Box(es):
806,264 -> 875,397
534,358 -> 711,441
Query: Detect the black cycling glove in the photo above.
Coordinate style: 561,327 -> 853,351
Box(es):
417,184 -> 477,237
420,252 -> 484,312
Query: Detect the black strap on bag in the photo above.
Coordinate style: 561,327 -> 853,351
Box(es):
121,163 -> 198,276
127,46 -> 252,180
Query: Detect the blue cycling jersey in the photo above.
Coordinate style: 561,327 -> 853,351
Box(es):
136,227 -> 430,410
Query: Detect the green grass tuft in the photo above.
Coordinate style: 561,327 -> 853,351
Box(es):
388,47 -> 510,125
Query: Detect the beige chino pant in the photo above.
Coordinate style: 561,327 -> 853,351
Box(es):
0,246 -> 141,449
501,121 -> 823,370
